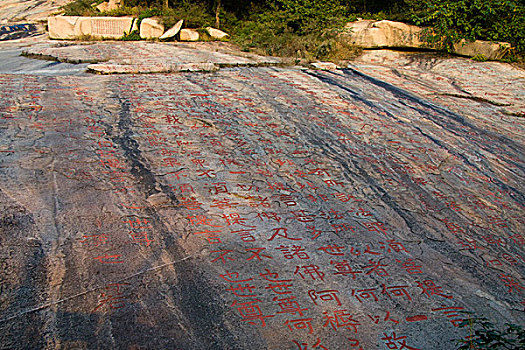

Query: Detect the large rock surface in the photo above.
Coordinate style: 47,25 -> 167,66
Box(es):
0,0 -> 73,24
344,20 -> 512,60
344,20 -> 425,48
0,38 -> 524,349
23,41 -> 281,73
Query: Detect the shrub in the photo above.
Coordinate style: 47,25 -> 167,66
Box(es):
455,312 -> 525,349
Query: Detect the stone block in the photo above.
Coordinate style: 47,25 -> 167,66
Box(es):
159,19 -> 183,40
205,27 -> 229,40
179,28 -> 199,41
140,17 -> 164,39
47,16 -> 137,39
48,15 -> 78,40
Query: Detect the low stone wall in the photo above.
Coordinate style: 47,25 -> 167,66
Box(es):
48,16 -> 137,40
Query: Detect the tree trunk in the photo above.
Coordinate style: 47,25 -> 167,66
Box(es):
164,0 -> 169,11
215,0 -> 221,28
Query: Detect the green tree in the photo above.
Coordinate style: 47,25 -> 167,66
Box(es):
407,0 -> 525,56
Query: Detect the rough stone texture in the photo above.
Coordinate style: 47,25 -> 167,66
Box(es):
1,37 -> 524,349
47,16 -> 137,40
0,23 -> 39,41
23,41 -> 282,73
453,39 -> 511,60
97,0 -> 121,13
0,37 -> 88,75
352,50 -> 524,117
344,20 -> 513,60
343,20 -> 425,49
0,0 -> 73,24
206,27 -> 229,40
180,28 -> 199,41
311,62 -> 338,71
140,17 -> 164,40
160,19 -> 183,40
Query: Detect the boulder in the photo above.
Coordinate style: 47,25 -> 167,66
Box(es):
96,0 -> 121,12
453,39 -> 511,60
343,19 -> 512,60
343,20 -> 425,48
96,2 -> 109,12
179,28 -> 199,41
205,27 -> 229,40
140,17 -> 164,39
47,16 -> 137,40
159,19 -> 183,40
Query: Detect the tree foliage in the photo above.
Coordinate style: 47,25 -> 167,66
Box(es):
455,313 -> 525,349
407,0 -> 525,55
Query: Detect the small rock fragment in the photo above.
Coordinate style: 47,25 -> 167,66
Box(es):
311,62 -> 338,70
147,193 -> 170,207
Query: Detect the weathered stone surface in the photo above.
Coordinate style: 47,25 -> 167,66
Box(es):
23,41 -> 281,72
352,49 -> 524,116
1,36 -> 524,350
96,0 -> 121,13
88,61 -> 219,74
0,23 -> 38,41
47,16 -> 136,40
47,15 -> 76,40
140,17 -> 164,39
96,2 -> 109,13
206,26 -> 229,40
180,28 -> 199,41
453,39 -> 511,60
0,0 -> 73,24
159,19 -> 183,40
311,61 -> 338,70
344,20 -> 513,60
343,20 -> 425,48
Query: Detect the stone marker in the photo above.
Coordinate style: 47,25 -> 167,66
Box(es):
47,16 -> 137,40
180,28 -> 199,41
453,39 -> 511,60
206,26 -> 229,40
140,17 -> 164,39
159,19 -> 183,40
